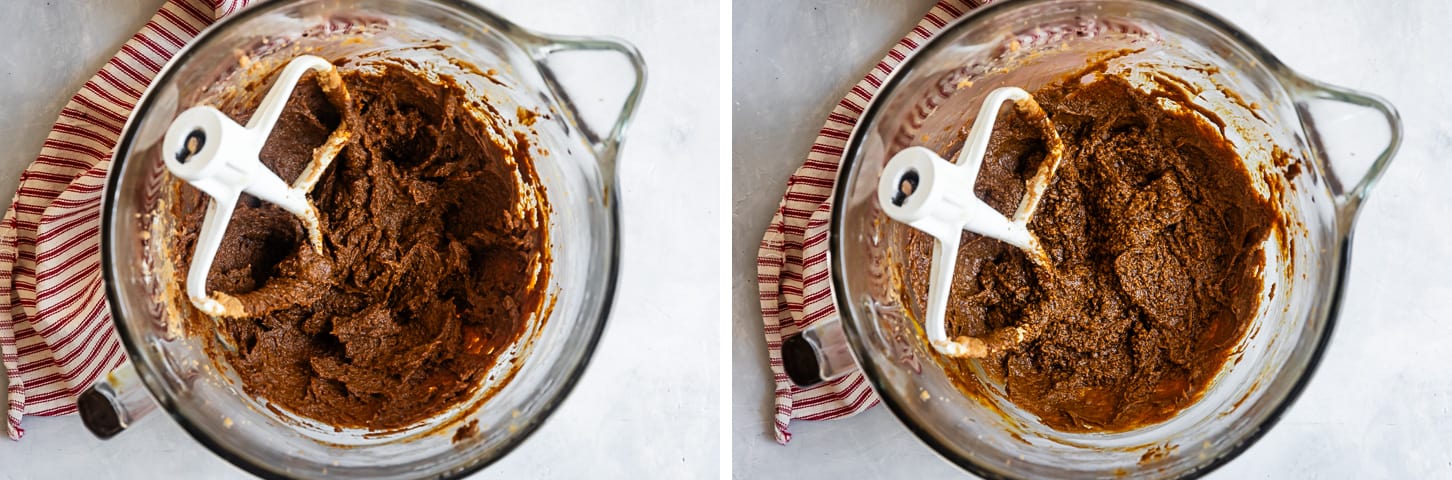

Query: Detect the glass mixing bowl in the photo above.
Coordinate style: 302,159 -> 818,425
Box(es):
805,0 -> 1400,478
78,0 -> 644,478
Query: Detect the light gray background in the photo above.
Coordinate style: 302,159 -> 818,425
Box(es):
733,0 -> 1452,478
0,0 -> 719,478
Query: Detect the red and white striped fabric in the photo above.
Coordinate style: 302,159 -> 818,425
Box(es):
0,0 -> 252,441
756,0 -> 989,445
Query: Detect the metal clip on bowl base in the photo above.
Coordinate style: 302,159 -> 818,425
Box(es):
77,363 -> 156,439
876,87 -> 1064,358
160,55 -> 351,318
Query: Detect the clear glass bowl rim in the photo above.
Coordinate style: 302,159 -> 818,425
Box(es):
99,1 -> 622,478
827,0 -> 1361,478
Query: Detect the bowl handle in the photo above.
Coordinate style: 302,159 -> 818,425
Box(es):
525,34 -> 647,184
1287,77 -> 1403,228
76,361 -> 157,439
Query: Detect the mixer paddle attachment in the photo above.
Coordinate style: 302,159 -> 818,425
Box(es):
162,55 -> 352,318
876,87 -> 1064,358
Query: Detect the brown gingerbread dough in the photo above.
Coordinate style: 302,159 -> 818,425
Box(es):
175,63 -> 549,430
907,73 -> 1273,433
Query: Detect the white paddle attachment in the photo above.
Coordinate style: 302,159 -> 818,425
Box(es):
877,87 -> 1063,358
162,55 -> 349,317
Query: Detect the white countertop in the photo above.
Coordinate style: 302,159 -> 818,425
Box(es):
0,0 -> 720,478
732,0 -> 1452,478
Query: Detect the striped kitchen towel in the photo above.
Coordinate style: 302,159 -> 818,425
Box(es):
755,0 -> 989,445
0,0 -> 252,441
